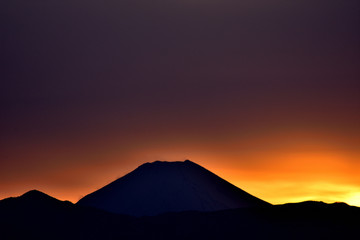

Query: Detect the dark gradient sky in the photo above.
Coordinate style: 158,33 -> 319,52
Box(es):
1,0 -> 359,205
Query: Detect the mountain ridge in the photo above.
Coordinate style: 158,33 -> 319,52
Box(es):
1,160 -> 359,240
1,191 -> 359,240
77,160 -> 270,216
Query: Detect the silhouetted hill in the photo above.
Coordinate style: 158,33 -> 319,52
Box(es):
0,189 -> 73,215
0,190 -> 136,240
77,160 -> 270,216
1,192 -> 359,240
139,201 -> 360,240
1,162 -> 359,239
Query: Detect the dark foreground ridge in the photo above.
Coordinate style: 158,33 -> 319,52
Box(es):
0,190 -> 359,240
1,161 -> 359,239
77,160 -> 270,216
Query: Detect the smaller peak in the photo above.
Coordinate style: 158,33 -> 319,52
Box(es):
184,159 -> 194,164
332,202 -> 349,207
21,190 -> 52,199
23,189 -> 45,196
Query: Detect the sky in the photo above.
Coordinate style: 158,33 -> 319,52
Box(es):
1,0 -> 359,206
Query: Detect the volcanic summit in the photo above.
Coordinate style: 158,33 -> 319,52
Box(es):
77,160 -> 270,216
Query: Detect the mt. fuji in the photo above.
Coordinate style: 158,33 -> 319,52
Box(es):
77,160 -> 270,216
1,161 -> 359,240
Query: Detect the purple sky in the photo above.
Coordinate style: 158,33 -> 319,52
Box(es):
1,0 -> 359,204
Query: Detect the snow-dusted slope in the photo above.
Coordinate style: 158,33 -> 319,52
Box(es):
77,160 -> 270,216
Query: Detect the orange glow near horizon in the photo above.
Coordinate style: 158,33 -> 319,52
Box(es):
1,130 -> 359,207
195,151 -> 360,207
1,152 -> 359,207
41,148 -> 359,207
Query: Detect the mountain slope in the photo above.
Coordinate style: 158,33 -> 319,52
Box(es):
77,160 -> 270,216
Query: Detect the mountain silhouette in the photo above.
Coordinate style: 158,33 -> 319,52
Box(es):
1,163 -> 360,240
1,190 -> 359,240
0,189 -> 73,211
77,160 -> 270,216
0,190 -> 136,240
